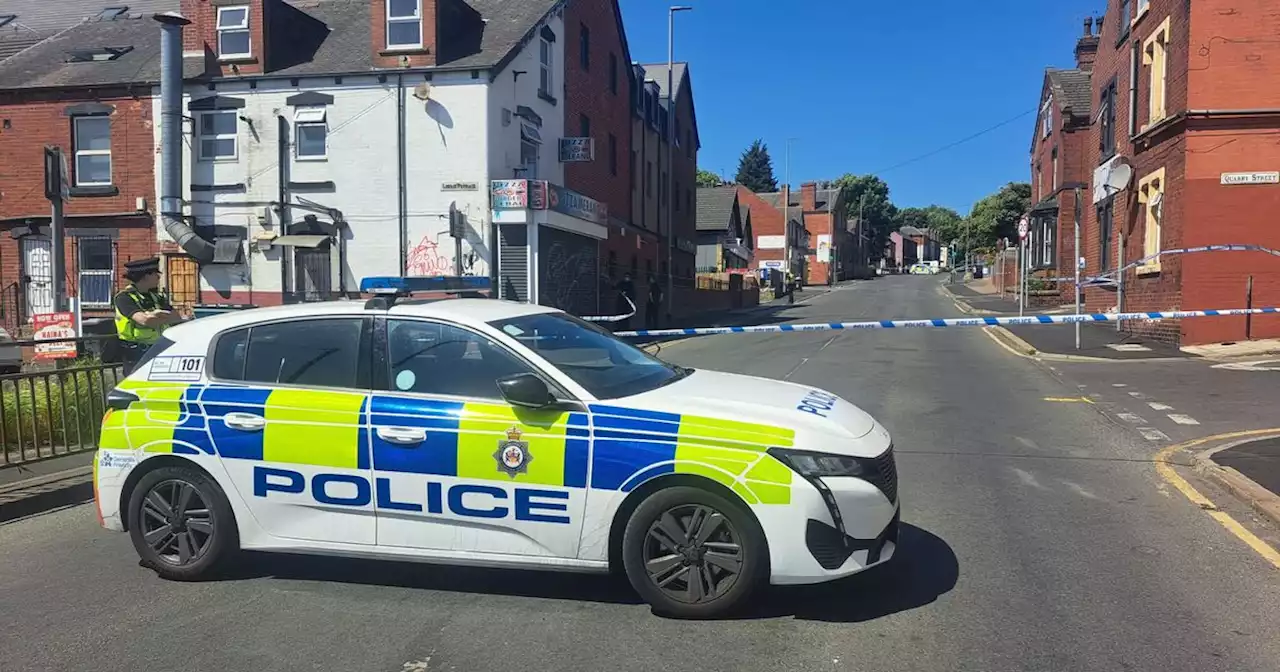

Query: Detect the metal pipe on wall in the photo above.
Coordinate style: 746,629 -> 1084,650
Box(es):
154,12 -> 215,263
396,74 -> 408,276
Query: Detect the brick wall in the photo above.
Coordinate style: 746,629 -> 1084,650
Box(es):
0,89 -> 161,320
182,0 -> 271,76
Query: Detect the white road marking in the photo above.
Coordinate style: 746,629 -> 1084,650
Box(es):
1062,480 -> 1101,500
1107,343 -> 1152,352
1128,391 -> 1147,398
1147,402 -> 1174,411
1112,383 -> 1128,388
819,336 -> 839,351
783,358 -> 808,380
1116,412 -> 1147,424
1014,436 -> 1039,450
1168,414 -> 1201,425
1011,467 -> 1048,490
1139,427 -> 1171,441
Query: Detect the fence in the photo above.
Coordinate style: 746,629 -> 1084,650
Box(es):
1,338 -> 122,467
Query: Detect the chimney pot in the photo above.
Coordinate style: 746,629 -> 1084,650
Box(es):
1084,16 -> 1093,36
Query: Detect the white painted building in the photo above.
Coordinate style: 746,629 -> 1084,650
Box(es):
151,0 -> 607,311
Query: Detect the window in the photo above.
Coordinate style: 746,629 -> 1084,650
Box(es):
1097,199 -> 1114,272
1117,0 -> 1132,43
1035,163 -> 1042,200
1136,0 -> 1150,20
1129,41 -> 1141,137
608,133 -> 617,176
579,23 -> 590,70
218,318 -> 368,388
539,36 -> 554,96
1052,148 -> 1059,189
198,111 -> 238,160
72,116 -> 112,186
1143,18 -> 1171,127
579,113 -> 590,138
386,0 -> 422,49
97,6 -> 130,20
77,237 -> 113,306
609,52 -> 618,95
1040,217 -> 1055,268
1137,168 -> 1165,273
216,6 -> 251,59
520,139 -> 539,177
1041,97 -> 1052,137
294,106 -> 327,160
385,320 -> 535,400
1099,79 -> 1117,160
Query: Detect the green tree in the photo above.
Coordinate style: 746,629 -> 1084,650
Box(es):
833,174 -> 896,263
966,182 -> 1032,247
734,140 -> 778,193
696,169 -> 725,188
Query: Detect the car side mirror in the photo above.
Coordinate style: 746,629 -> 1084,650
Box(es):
497,373 -> 555,409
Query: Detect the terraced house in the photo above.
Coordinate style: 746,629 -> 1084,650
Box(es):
1080,0 -> 1280,345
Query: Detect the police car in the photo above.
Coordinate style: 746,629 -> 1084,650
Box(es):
94,277 -> 898,618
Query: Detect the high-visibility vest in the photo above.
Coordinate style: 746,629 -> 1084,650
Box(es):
113,286 -> 168,345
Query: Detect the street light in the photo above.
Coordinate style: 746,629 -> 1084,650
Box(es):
666,5 -> 692,321
783,137 -> 798,282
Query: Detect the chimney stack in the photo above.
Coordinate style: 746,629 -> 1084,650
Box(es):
801,182 -> 817,212
1075,15 -> 1100,70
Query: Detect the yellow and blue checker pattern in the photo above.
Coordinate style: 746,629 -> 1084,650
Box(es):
103,383 -> 796,504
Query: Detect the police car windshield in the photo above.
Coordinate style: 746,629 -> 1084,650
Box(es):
490,313 -> 688,400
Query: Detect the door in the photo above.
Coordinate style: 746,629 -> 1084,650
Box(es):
165,256 -> 199,308
370,317 -> 588,558
294,247 -> 331,302
21,237 -> 53,319
205,316 -> 376,545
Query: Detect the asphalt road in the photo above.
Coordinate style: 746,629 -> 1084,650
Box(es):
3,276 -> 1278,672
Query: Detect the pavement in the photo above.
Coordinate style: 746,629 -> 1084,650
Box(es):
1214,438 -> 1280,495
3,276 -> 1280,672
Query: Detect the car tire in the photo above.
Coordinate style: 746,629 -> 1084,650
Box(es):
621,486 -> 767,619
127,465 -> 238,581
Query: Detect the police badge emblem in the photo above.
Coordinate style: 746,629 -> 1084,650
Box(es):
494,426 -> 532,478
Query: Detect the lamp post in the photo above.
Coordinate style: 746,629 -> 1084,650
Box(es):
666,5 -> 692,319
783,137 -> 797,280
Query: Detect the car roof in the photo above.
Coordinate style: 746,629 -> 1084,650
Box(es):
161,298 -> 563,344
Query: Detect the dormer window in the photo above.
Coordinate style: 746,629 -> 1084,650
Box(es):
216,6 -> 251,59
387,0 -> 423,50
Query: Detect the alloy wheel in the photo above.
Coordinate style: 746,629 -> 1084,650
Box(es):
642,504 -> 744,604
138,479 -> 216,566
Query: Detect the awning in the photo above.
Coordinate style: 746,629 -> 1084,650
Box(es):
272,234 -> 330,248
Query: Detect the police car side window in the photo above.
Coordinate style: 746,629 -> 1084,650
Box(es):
215,318 -> 367,389
385,320 -> 532,400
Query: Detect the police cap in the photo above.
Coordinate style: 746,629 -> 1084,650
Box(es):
123,257 -> 161,278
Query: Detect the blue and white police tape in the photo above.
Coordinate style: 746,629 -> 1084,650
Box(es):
580,295 -> 637,323
1033,244 -> 1280,285
614,307 -> 1279,338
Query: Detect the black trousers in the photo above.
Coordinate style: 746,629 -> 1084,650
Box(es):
645,302 -> 660,329
119,341 -> 150,376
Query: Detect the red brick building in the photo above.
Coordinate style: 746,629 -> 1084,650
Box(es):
739,185 -> 806,282
1081,0 -> 1280,345
0,11 -> 169,329
761,183 -> 847,285
1027,19 -> 1097,304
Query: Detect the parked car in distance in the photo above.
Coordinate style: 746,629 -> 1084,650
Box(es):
0,326 -> 23,374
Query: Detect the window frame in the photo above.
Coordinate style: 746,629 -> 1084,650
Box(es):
539,37 -> 554,97
378,316 -> 573,403
579,23 -> 590,70
207,316 -> 374,392
71,115 -> 113,187
1143,17 -> 1171,129
215,5 -> 252,60
1099,78 -> 1118,161
386,0 -> 423,50
1052,147 -> 1059,189
197,110 -> 239,161
76,236 -> 114,307
293,106 -> 328,161
1097,198 -> 1114,273
1041,97 -> 1052,138
1137,167 -> 1166,275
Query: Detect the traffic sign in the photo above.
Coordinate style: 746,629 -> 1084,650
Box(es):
1018,217 -> 1029,239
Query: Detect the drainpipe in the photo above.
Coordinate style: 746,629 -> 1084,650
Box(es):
154,12 -> 214,263
396,74 -> 408,276
277,114 -> 291,300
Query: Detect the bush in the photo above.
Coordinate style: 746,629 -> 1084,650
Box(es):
1,358 -> 123,458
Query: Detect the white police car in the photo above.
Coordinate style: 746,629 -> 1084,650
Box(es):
94,277 -> 898,618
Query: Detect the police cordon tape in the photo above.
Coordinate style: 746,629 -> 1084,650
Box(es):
612,307 -> 1280,338
1033,244 -> 1280,285
579,295 -> 637,323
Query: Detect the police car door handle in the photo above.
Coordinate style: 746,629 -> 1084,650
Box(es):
377,427 -> 427,445
224,413 -> 267,432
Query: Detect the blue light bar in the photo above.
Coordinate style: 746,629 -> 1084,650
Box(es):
359,275 -> 492,296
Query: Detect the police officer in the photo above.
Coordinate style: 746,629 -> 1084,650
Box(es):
113,257 -> 189,374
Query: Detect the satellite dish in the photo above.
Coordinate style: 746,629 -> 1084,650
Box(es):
413,82 -> 432,101
1106,163 -> 1133,192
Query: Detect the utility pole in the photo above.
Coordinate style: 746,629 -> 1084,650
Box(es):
1074,187 -> 1082,350
666,6 -> 692,321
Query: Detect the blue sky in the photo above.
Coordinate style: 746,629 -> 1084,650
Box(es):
618,0 -> 1105,214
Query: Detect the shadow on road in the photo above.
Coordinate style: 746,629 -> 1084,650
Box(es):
208,522 -> 955,623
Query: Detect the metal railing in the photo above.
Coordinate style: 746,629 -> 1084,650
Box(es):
1,355 -> 123,468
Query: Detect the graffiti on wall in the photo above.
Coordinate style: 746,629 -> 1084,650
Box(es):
540,239 -> 598,315
406,236 -> 452,277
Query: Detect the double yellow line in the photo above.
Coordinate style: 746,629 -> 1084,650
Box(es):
1156,430 -> 1280,569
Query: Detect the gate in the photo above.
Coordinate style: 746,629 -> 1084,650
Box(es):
21,237 -> 53,320
294,247 -> 332,302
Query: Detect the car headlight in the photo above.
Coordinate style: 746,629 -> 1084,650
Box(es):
768,448 -> 866,478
